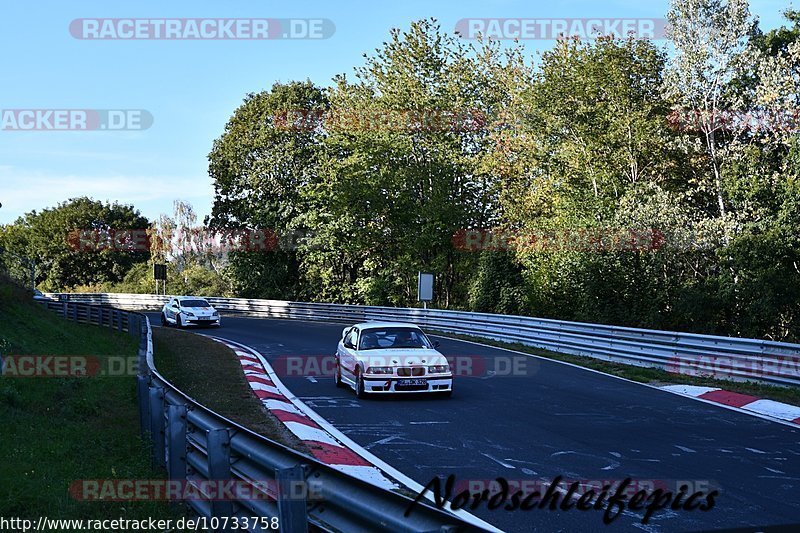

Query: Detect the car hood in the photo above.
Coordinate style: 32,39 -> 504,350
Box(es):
356,348 -> 447,367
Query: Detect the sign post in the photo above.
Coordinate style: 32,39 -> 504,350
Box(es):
417,272 -> 434,309
153,263 -> 167,295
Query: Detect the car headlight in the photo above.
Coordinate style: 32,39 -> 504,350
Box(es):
428,364 -> 450,374
185,311 -> 195,317
212,311 -> 219,316
366,366 -> 394,375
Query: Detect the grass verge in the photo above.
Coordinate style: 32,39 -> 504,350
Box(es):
430,330 -> 800,407
152,326 -> 307,451
0,277 -> 188,524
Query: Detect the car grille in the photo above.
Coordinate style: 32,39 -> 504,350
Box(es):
397,367 -> 425,377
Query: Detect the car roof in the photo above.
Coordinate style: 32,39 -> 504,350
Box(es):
175,296 -> 211,302
352,322 -> 422,330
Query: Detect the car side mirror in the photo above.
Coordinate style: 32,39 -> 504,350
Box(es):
344,340 -> 353,349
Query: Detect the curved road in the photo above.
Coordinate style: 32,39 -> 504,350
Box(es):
149,314 -> 800,533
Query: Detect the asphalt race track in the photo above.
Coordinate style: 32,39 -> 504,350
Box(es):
148,313 -> 800,533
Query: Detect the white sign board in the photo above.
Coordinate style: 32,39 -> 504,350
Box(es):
418,272 -> 434,302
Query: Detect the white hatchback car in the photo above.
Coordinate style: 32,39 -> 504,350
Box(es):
161,296 -> 221,328
335,322 -> 453,398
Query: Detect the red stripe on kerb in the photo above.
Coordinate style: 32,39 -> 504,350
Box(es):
253,389 -> 286,401
792,417 -> 800,425
698,390 -> 760,408
247,375 -> 275,386
308,442 -> 371,466
272,410 -> 319,428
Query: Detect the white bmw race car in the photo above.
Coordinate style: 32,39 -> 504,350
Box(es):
335,322 -> 453,397
160,296 -> 221,328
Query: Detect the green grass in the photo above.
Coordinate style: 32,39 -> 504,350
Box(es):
431,330 -> 800,407
152,326 -> 307,451
0,276 -> 189,525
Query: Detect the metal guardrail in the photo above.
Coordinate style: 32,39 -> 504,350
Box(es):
43,293 -> 800,387
38,298 -> 484,533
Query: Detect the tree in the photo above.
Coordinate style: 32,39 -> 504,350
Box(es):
298,19 -> 499,306
207,81 -> 327,298
0,198 -> 149,291
664,0 -> 757,219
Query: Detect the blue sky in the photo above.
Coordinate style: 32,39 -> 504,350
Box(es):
0,0 -> 793,225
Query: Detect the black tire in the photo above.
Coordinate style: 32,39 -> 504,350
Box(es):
355,366 -> 367,399
440,389 -> 453,399
161,313 -> 168,327
334,357 -> 345,388
176,314 -> 183,329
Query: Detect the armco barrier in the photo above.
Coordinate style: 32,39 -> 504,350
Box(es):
37,298 -> 483,533
43,293 -> 800,388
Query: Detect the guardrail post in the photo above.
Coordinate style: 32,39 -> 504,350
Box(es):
276,465 -> 308,533
166,404 -> 188,482
206,429 -> 234,529
148,385 -> 166,468
137,376 -> 151,441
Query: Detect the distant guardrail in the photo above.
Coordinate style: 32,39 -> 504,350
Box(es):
38,297 -> 485,532
42,292 -> 800,388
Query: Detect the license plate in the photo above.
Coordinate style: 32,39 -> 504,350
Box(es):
397,379 -> 427,386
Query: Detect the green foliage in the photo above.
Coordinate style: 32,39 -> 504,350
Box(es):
206,81 -> 327,300
468,251 -> 527,315
197,10 -> 800,341
297,20 -> 493,305
0,197 -> 149,291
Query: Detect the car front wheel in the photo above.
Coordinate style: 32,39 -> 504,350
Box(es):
161,313 -> 168,327
355,367 -> 367,399
176,314 -> 183,328
334,357 -> 345,388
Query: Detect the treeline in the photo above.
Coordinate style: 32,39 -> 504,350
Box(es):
0,198 -> 229,297
2,0 -> 799,342
205,3 -> 800,341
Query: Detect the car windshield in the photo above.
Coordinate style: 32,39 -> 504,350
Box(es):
180,299 -> 210,308
358,327 -> 431,350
